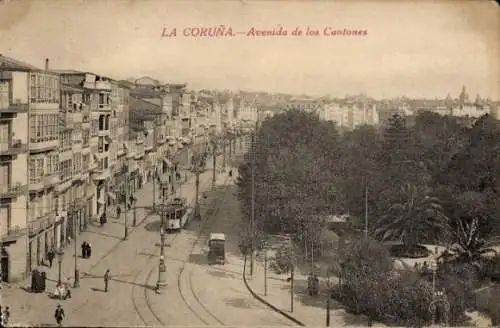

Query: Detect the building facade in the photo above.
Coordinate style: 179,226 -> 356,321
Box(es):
0,56 -> 61,281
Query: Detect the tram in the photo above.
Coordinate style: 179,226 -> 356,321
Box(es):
164,197 -> 191,231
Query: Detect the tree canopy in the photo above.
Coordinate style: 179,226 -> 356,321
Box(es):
237,109 -> 500,255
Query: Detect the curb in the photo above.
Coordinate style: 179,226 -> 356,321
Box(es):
242,257 -> 305,326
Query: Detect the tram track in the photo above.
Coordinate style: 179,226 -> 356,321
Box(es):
176,175 -> 232,326
130,166 -> 222,326
131,232 -> 182,326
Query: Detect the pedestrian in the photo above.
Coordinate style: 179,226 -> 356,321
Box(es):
104,269 -> 110,292
116,206 -> 121,219
2,306 -> 9,326
54,304 -> 64,327
81,242 -> 86,258
48,248 -> 55,267
87,242 -> 92,258
64,280 -> 72,300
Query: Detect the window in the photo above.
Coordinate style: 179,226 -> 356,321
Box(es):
36,191 -> 43,218
82,129 -> 90,147
0,203 -> 11,234
73,123 -> 82,143
0,122 -> 10,148
73,153 -> 82,172
0,81 -> 9,108
30,114 -> 58,143
98,93 -> 110,108
29,156 -> 45,183
60,131 -> 72,151
0,163 -> 9,192
60,159 -> 72,181
29,73 -> 59,103
82,154 -> 90,170
91,120 -> 98,136
98,137 -> 104,153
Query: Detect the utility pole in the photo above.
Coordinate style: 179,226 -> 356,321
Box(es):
170,164 -> 175,195
290,265 -> 294,313
264,249 -> 268,296
124,168 -> 129,240
250,124 -> 257,276
212,138 -> 216,185
152,167 -> 156,210
326,295 -> 331,326
194,152 -> 201,220
222,137 -> 226,171
73,203 -> 79,288
228,134 -> 232,164
364,182 -> 368,240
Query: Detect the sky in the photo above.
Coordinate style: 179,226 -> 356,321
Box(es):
0,0 -> 498,100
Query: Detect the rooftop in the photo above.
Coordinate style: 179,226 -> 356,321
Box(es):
0,54 -> 40,70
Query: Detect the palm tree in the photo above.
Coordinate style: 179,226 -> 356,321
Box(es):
374,183 -> 451,249
449,216 -> 497,263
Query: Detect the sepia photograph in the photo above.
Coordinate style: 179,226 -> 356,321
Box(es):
0,0 -> 499,327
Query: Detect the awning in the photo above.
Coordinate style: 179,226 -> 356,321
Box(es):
107,192 -> 116,200
97,199 -> 106,205
105,136 -> 113,143
123,143 -> 129,150
163,158 -> 172,167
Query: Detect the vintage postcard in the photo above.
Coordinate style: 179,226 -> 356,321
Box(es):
0,0 -> 499,327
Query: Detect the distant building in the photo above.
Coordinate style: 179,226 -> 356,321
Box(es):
320,100 -> 379,130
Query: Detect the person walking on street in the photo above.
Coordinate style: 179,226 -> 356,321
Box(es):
2,306 -> 10,326
54,304 -> 64,327
104,269 -> 110,292
48,248 -> 56,268
87,242 -> 92,258
81,242 -> 86,258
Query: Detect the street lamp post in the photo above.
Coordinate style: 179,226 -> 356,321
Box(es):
156,226 -> 167,293
131,195 -> 137,226
57,248 -> 64,285
152,168 -> 157,210
194,153 -> 201,220
211,139 -> 217,185
222,135 -> 226,170
72,205 -> 80,288
124,165 -> 129,240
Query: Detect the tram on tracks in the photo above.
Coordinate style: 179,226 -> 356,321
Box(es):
163,197 -> 192,231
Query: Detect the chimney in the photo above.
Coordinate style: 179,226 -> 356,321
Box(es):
45,58 -> 49,70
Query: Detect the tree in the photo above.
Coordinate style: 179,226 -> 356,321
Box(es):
270,243 -> 295,275
374,184 -> 451,248
236,109 -> 341,237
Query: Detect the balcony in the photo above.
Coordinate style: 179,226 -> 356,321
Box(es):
59,113 -> 75,130
0,139 -> 27,156
1,226 -> 26,244
98,129 -> 110,137
28,214 -> 56,237
0,103 -> 28,114
29,138 -> 58,153
92,168 -> 110,181
0,183 -> 26,198
98,103 -> 111,111
29,174 -> 58,192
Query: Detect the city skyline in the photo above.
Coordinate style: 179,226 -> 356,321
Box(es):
0,0 -> 498,100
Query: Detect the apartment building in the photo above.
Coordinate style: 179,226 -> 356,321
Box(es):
110,81 -> 130,207
56,82 -> 94,251
0,56 -> 61,281
55,71 -> 113,224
